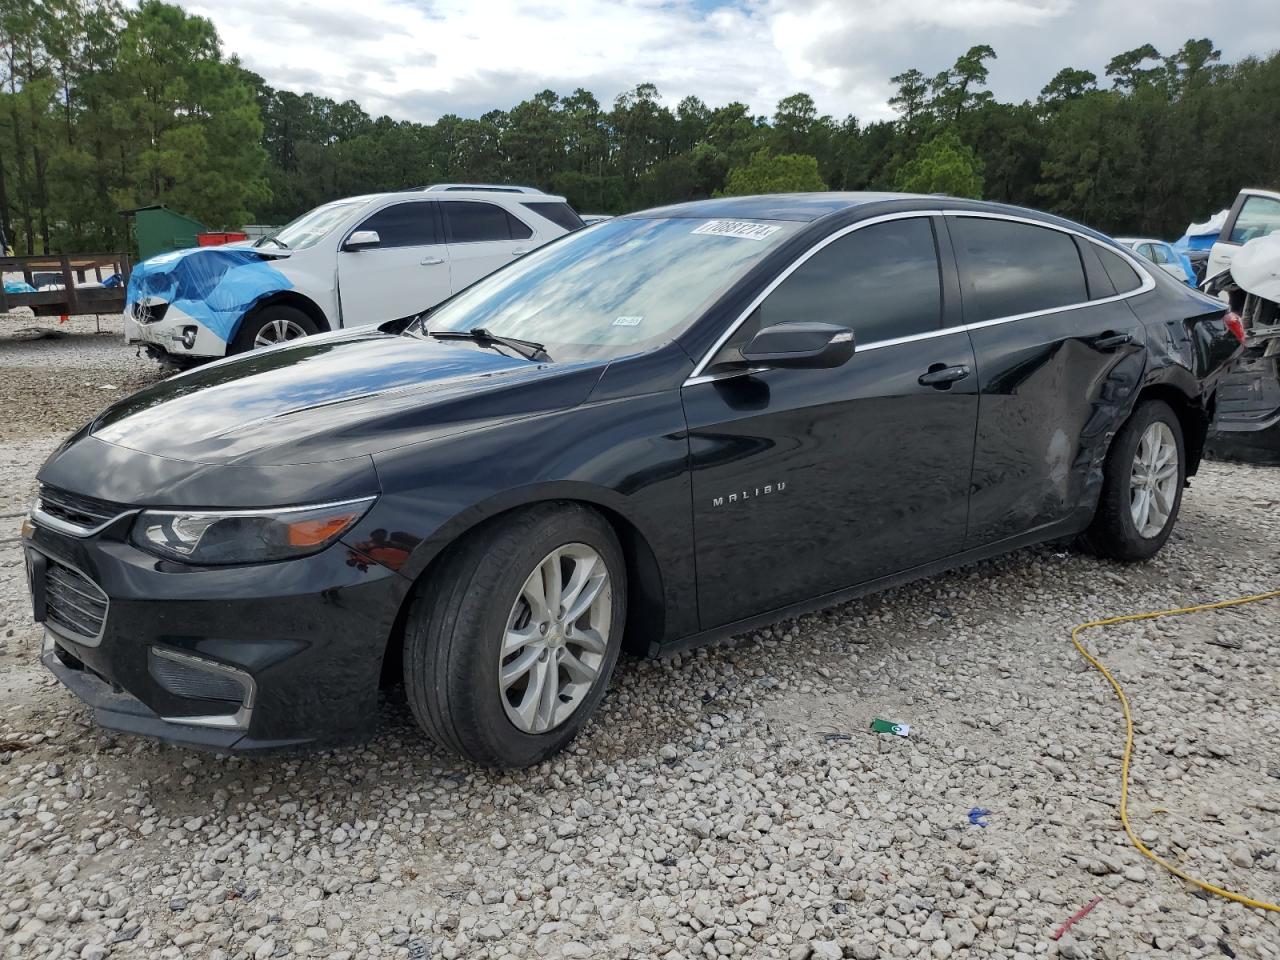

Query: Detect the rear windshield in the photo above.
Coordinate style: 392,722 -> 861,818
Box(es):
521,201 -> 585,232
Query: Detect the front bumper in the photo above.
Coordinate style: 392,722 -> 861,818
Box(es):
122,306 -> 229,360
23,509 -> 410,750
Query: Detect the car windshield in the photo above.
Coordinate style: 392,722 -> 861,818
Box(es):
262,199 -> 367,250
418,216 -> 799,360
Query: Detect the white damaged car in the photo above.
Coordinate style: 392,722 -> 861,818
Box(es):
123,186 -> 584,365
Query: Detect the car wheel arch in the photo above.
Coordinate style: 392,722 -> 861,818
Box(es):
1129,382 -> 1210,478
376,490 -> 668,690
232,292 -> 332,342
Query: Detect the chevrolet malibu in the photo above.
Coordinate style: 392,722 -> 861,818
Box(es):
24,194 -> 1242,767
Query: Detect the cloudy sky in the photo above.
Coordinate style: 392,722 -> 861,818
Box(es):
177,0 -> 1279,122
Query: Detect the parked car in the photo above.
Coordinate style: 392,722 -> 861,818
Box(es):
1116,237 -> 1195,285
1204,231 -> 1280,463
1205,187 -> 1280,281
122,186 -> 585,365
26,194 -> 1241,766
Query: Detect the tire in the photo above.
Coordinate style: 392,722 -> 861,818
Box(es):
403,502 -> 627,768
1081,399 -> 1185,561
229,304 -> 318,355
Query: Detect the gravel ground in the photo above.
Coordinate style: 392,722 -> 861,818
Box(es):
1,321 -> 1278,960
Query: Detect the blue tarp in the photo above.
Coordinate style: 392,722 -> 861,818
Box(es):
4,279 -> 36,294
125,246 -> 293,343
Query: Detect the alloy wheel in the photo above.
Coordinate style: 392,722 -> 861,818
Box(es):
499,543 -> 611,734
253,317 -> 307,348
1129,421 -> 1178,539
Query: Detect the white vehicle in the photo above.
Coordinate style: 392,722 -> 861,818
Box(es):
1205,187 -> 1280,282
1114,237 -> 1194,285
123,187 -> 584,364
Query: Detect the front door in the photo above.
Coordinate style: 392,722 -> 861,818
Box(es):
682,216 -> 978,629
337,200 -> 451,327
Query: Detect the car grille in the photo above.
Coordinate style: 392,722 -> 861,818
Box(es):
38,484 -> 126,532
131,299 -> 169,324
45,561 -> 109,642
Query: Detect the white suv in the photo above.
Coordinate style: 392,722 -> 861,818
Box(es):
123,186 -> 584,364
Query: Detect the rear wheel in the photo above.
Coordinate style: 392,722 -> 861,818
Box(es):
1081,399 -> 1185,561
403,503 -> 626,767
230,304 -> 317,354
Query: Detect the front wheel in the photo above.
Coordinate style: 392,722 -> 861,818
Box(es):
1081,399 -> 1185,561
230,304 -> 318,355
403,503 -> 627,767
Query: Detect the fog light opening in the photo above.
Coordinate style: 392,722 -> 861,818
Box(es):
149,647 -> 256,731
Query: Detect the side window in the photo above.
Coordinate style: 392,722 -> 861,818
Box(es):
1152,244 -> 1174,265
521,201 -> 585,232
950,217 -> 1087,322
753,217 -> 942,345
1229,195 -> 1280,244
1095,246 -> 1143,294
1074,238 -> 1115,299
443,201 -> 529,242
353,202 -> 439,248
1136,243 -> 1153,260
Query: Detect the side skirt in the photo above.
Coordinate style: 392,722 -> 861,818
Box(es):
649,517 -> 1089,657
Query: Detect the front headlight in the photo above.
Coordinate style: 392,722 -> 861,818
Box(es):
130,497 -> 375,565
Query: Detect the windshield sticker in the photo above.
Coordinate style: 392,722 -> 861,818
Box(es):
613,316 -> 643,327
691,220 -> 781,241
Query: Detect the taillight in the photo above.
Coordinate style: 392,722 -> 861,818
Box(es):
1223,311 -> 1246,345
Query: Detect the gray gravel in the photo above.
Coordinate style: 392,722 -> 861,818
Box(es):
2,324 -> 1279,959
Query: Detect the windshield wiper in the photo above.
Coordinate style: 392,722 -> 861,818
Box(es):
427,327 -> 550,361
258,235 -> 288,249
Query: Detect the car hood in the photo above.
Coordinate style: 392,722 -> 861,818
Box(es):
84,331 -> 606,466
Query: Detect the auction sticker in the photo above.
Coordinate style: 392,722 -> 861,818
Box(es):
691,220 -> 781,241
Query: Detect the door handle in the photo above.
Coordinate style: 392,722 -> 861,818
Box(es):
918,363 -> 971,389
1090,332 -> 1133,351
420,256 -> 444,266
511,248 -> 529,257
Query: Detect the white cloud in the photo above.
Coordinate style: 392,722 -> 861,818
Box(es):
173,0 -> 1280,123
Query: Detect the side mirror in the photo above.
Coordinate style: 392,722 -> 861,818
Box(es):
739,322 -> 855,370
344,230 -> 380,251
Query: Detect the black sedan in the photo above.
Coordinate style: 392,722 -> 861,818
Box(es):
23,194 -> 1242,767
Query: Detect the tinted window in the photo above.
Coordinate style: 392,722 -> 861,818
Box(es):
444,201 -> 525,242
1075,238 -> 1115,299
1095,245 -> 1143,294
755,218 -> 941,344
521,201 -> 585,232
1229,195 -> 1280,244
951,217 -> 1087,322
353,202 -> 439,248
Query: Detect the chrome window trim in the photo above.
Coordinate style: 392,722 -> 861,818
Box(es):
684,208 -> 1156,386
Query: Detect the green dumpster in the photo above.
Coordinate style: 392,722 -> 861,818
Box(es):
119,205 -> 207,261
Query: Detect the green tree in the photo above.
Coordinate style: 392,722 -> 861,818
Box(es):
719,149 -> 825,196
893,131 -> 983,198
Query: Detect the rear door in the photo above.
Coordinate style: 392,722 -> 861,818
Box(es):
950,215 -> 1148,548
336,200 -> 450,326
442,201 -> 536,291
682,215 -> 978,628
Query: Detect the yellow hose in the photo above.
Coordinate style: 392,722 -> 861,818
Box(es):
1071,588 -> 1280,913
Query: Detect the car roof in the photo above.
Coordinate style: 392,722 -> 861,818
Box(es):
629,192 -> 919,222
344,189 -> 571,205
1115,237 -> 1166,246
